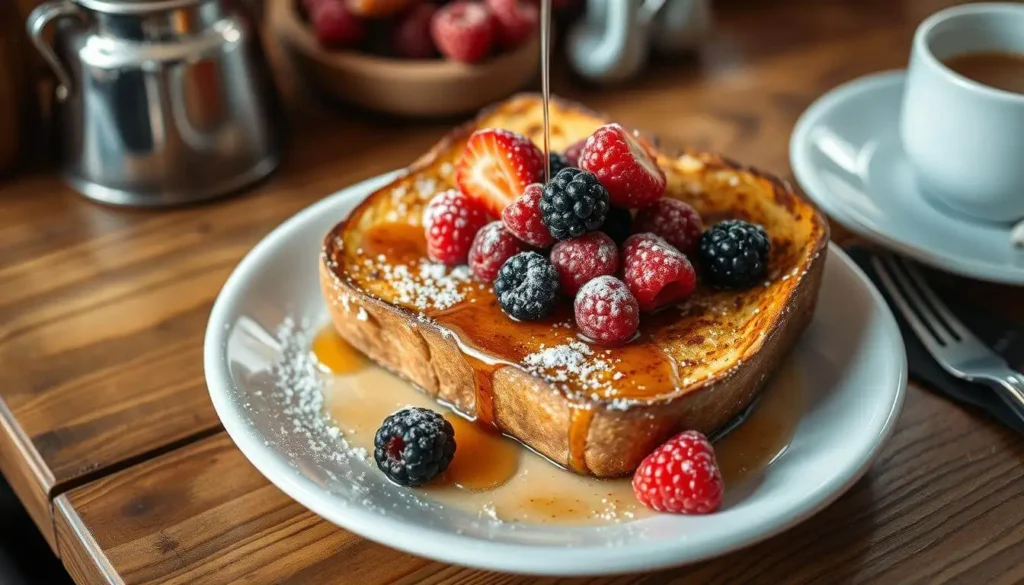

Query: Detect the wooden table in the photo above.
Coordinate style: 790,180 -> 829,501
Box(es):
2,0 -> 1023,582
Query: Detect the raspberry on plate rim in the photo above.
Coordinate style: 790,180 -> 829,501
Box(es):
632,430 -> 723,514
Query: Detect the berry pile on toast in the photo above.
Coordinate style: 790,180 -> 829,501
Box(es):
320,95 -> 828,478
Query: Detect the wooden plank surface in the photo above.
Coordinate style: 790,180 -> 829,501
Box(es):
55,384 -> 1024,585
0,70 -> 451,548
3,0 -> 1023,580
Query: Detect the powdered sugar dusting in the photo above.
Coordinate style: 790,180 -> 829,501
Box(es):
269,318 -> 362,464
578,275 -> 633,306
521,341 -> 622,402
366,258 -> 473,311
476,221 -> 507,253
243,317 -> 653,536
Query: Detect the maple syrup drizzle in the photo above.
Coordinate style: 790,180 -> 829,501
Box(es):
321,330 -> 521,492
715,360 -> 804,484
462,352 -> 498,429
435,415 -> 520,490
359,223 -> 427,260
317,324 -> 805,523
567,406 -> 594,473
311,326 -> 367,374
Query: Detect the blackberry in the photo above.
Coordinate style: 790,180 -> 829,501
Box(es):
494,251 -> 560,320
698,220 -> 771,288
548,152 -> 571,177
601,205 -> 633,245
540,168 -> 610,240
373,407 -> 456,487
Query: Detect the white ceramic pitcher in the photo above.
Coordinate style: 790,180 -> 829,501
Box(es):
567,0 -> 712,83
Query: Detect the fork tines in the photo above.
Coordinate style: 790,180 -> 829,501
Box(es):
870,253 -> 979,353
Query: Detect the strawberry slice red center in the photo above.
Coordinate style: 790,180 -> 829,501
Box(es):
456,129 -> 545,217
469,147 -> 519,209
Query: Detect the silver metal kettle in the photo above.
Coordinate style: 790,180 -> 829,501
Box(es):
27,0 -> 282,207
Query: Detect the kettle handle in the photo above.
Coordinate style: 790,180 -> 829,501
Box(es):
26,1 -> 84,102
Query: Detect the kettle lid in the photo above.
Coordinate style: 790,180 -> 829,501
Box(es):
74,0 -> 205,14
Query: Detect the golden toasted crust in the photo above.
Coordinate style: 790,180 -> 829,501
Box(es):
320,94 -> 829,477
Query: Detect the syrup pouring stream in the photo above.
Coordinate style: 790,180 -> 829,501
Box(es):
541,0 -> 552,182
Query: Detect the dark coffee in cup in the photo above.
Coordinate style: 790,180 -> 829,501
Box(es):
944,51 -> 1024,94
900,3 -> 1024,222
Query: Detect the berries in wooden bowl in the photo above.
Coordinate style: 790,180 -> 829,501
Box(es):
277,0 -> 548,115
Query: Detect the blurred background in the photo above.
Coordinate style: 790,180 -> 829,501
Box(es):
0,0 -> 980,582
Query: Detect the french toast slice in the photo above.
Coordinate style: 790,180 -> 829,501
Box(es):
320,94 -> 829,478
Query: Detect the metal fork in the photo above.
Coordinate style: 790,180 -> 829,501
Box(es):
871,254 -> 1024,423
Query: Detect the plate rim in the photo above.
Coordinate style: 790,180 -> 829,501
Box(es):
204,172 -> 908,576
790,69 -> 1024,286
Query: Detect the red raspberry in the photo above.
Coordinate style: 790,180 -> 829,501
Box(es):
579,123 -> 666,208
574,276 -> 639,345
633,199 -> 703,254
485,0 -> 538,48
562,138 -> 588,168
458,129 -> 545,218
430,2 -> 496,64
307,0 -> 366,48
622,233 -> 697,311
632,430 -> 723,514
423,189 -> 490,265
393,4 -> 438,59
468,221 -> 526,281
550,232 -> 619,295
502,184 -> 555,247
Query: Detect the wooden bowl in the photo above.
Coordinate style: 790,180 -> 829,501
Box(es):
275,0 -> 541,117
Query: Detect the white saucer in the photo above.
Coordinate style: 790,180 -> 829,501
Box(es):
204,172 -> 907,575
791,70 -> 1024,285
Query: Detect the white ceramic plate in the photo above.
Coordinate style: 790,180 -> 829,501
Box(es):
791,70 -> 1024,285
204,171 -> 907,576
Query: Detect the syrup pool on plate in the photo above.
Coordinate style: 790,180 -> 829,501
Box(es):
312,326 -> 804,524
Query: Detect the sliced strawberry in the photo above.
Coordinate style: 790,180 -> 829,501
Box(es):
579,123 -> 666,208
455,129 -> 545,218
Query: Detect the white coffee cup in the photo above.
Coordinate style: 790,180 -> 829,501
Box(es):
901,3 -> 1024,223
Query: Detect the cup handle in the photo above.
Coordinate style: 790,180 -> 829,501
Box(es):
26,0 -> 84,102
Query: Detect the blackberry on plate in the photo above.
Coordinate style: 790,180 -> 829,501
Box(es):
601,205 -> 633,245
698,219 -> 771,288
374,407 -> 456,487
494,251 -> 560,320
548,152 -> 571,177
540,168 -> 609,240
